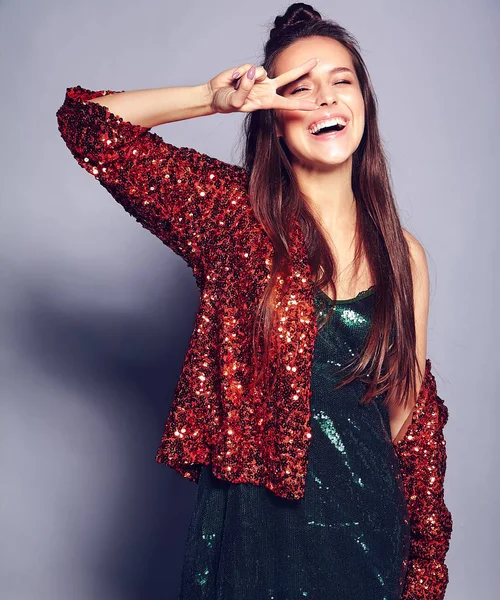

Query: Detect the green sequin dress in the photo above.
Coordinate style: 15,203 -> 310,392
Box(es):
177,287 -> 411,600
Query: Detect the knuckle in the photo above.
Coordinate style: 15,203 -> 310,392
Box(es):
230,95 -> 243,109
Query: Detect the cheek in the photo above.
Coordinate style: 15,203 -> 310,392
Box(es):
339,85 -> 363,106
280,108 -> 308,131
353,92 -> 365,116
347,94 -> 365,135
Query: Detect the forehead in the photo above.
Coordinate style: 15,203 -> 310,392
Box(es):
274,36 -> 354,76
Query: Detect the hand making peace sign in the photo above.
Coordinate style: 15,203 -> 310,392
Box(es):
208,57 -> 320,114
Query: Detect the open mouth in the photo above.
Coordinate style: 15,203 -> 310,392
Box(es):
310,123 -> 347,136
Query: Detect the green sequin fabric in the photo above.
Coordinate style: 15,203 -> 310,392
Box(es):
178,288 -> 411,599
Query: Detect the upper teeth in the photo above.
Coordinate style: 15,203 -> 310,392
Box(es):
309,117 -> 347,134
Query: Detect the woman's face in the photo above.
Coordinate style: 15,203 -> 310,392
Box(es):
274,36 -> 365,171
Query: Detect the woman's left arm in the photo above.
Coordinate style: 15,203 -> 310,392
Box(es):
392,231 -> 453,599
394,360 -> 453,599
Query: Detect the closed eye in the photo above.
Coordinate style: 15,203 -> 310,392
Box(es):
291,80 -> 352,94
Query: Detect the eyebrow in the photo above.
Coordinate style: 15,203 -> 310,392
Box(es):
279,66 -> 354,92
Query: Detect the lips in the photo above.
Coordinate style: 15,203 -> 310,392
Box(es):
309,120 -> 349,140
308,113 -> 350,133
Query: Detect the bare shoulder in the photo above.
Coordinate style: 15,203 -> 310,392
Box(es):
402,229 -> 430,399
402,228 -> 427,265
402,228 -> 429,289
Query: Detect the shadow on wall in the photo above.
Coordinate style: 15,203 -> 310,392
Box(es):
6,272 -> 201,600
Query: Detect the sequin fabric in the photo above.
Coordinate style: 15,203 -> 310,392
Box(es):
177,288 -> 411,599
56,87 -> 452,598
394,361 -> 453,599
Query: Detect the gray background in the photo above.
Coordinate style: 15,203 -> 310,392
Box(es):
1,0 -> 498,598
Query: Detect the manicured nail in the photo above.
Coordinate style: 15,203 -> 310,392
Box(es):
235,78 -> 241,90
247,65 -> 256,80
232,70 -> 240,79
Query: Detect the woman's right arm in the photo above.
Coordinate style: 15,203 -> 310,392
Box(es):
56,83 -> 248,285
85,83 -> 217,129
56,60 -> 319,283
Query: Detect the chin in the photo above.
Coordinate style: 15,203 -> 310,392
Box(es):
308,154 -> 353,168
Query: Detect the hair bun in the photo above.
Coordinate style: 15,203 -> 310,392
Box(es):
270,3 -> 322,39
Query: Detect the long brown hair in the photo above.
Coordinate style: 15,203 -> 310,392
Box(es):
242,2 -> 420,409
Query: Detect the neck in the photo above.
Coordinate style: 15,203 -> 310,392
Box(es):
292,157 -> 356,230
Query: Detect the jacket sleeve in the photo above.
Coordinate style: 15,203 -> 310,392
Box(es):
56,85 -> 249,287
393,359 -> 453,599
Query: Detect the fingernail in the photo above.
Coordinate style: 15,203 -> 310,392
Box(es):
232,70 -> 240,79
235,78 -> 241,90
247,65 -> 256,80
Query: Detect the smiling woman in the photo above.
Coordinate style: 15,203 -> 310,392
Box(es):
178,5 -> 451,599
56,1 -> 452,599
273,36 -> 365,181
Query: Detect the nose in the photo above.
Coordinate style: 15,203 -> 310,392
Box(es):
318,96 -> 337,107
317,83 -> 338,106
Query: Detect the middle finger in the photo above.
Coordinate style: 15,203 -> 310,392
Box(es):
274,58 -> 319,93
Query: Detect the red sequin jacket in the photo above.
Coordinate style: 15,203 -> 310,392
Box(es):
57,86 -> 452,599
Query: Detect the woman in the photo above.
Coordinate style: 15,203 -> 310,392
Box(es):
56,3 -> 452,599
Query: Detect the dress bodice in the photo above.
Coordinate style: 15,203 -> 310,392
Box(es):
178,285 -> 411,600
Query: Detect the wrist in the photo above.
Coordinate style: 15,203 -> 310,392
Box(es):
198,82 -> 217,116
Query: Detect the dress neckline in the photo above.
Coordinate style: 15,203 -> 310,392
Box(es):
317,285 -> 376,305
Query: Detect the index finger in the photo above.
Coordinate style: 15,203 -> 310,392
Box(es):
274,58 -> 319,95
273,96 -> 319,112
